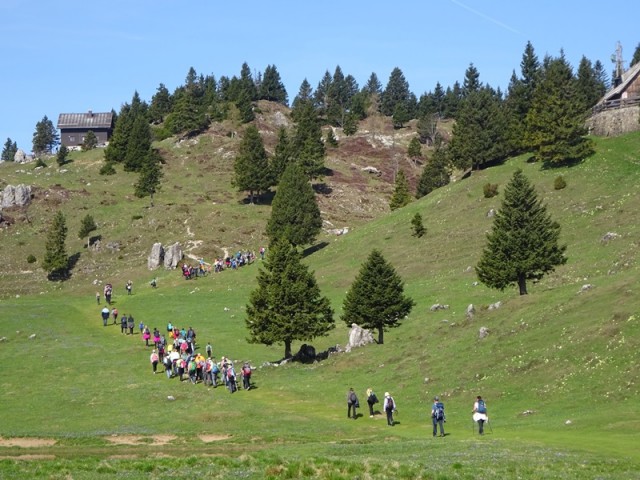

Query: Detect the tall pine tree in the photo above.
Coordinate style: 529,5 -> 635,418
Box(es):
389,169 -> 412,210
32,115 -> 59,155
246,239 -> 334,359
232,125 -> 271,203
134,149 -> 164,207
266,162 -> 322,247
476,169 -> 567,295
1,138 -> 17,162
525,54 -> 594,165
341,249 -> 414,344
42,210 -> 69,280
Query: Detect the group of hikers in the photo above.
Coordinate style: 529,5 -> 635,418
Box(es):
181,248 -> 266,279
347,388 -> 489,435
96,280 -> 132,305
146,322 -> 253,393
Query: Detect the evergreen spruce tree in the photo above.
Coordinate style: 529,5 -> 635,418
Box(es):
56,144 -> 69,166
525,54 -> 594,165
232,125 -> 271,203
411,212 -> 425,238
575,56 -> 607,111
462,63 -> 481,96
104,104 -> 132,164
392,103 -> 410,128
266,162 -> 322,247
42,210 -> 69,280
448,87 -> 508,170
407,136 -> 423,163
239,62 -> 258,101
343,112 -> 358,136
314,70 -> 333,116
292,101 -> 326,180
166,87 -> 209,136
82,131 -> 98,151
124,116 -> 152,172
364,72 -> 382,96
32,115 -> 59,155
476,169 -> 567,295
78,214 -> 97,249
134,149 -> 164,207
291,78 -> 314,121
380,67 -> 411,116
416,141 -> 450,198
504,41 -> 541,154
245,238 -> 334,359
341,249 -> 414,344
389,169 -> 412,210
259,64 -> 288,104
149,83 -> 173,123
270,127 -> 292,186
1,138 -> 17,162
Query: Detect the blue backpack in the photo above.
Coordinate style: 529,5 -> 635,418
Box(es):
434,402 -> 445,420
477,399 -> 487,414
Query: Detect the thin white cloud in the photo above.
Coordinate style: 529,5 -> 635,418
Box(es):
449,0 -> 522,35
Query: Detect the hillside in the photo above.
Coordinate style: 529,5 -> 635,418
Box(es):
0,111 -> 639,478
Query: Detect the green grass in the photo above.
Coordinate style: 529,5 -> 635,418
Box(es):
0,130 -> 639,478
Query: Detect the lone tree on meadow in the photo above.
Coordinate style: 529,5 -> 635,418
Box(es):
42,210 -> 69,280
266,162 -> 322,247
341,249 -> 415,344
78,214 -> 97,249
245,239 -> 334,359
476,169 -> 567,295
1,138 -> 18,162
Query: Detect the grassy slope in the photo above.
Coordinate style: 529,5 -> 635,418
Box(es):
0,128 -> 639,478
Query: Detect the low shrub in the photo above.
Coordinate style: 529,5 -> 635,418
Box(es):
554,175 -> 567,190
483,183 -> 499,198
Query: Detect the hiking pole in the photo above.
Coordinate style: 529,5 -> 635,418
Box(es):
487,417 -> 493,434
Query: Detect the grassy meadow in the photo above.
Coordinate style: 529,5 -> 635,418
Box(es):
0,128 -> 639,479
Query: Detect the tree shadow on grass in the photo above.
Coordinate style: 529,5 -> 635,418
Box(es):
302,241 -> 329,258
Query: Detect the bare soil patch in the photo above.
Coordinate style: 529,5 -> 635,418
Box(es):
199,434 -> 231,443
0,437 -> 56,448
105,434 -> 178,446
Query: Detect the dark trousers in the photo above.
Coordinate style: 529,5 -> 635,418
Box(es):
433,417 -> 445,436
478,419 -> 485,434
348,403 -> 357,419
367,400 -> 375,416
386,408 -> 394,426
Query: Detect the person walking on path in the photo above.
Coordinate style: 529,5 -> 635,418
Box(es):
472,395 -> 488,435
384,392 -> 396,426
96,291 -> 100,305
120,314 -> 128,334
347,388 -> 359,420
126,280 -> 133,295
128,315 -> 135,335
150,350 -> 159,374
432,396 -> 446,437
366,388 -> 378,417
111,307 -> 118,325
101,307 -> 110,327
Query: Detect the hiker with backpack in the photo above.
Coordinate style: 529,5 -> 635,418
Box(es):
241,363 -> 252,390
366,388 -> 379,417
101,307 -> 110,327
431,396 -> 446,437
347,388 -> 359,420
472,395 -> 488,435
383,392 -> 396,426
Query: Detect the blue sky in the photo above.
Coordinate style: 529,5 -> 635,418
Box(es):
1,0 -> 638,154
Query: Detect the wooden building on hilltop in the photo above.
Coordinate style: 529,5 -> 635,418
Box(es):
588,62 -> 640,136
57,111 -> 114,148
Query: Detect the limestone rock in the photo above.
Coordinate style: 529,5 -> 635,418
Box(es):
164,242 -> 183,269
466,304 -> 476,320
478,326 -> 489,339
488,301 -> 502,310
345,323 -> 375,352
430,304 -> 449,312
148,242 -> 164,270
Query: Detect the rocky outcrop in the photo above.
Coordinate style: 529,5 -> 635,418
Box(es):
148,242 -> 164,270
345,323 -> 375,352
1,184 -> 32,208
14,149 -> 34,164
163,242 -> 183,269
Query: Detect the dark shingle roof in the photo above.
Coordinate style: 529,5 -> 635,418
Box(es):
57,111 -> 113,129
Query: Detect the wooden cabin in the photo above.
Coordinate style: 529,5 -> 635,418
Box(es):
57,111 -> 114,148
